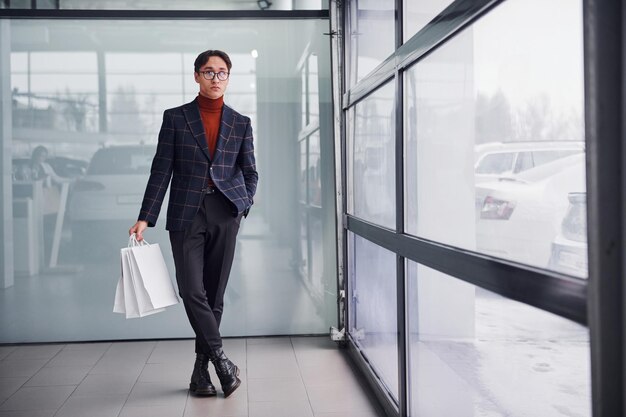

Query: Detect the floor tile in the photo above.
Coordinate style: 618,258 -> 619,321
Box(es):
5,346 -> 63,361
315,412 -> 381,417
249,400 -> 314,417
88,358 -> 145,376
247,378 -> 308,403
119,404 -> 185,417
298,355 -> 355,385
246,337 -> 292,346
0,347 -> 18,361
184,394 -> 248,417
125,382 -> 188,408
62,343 -> 111,352
247,357 -> 300,379
72,374 -> 138,396
25,366 -> 91,387
247,343 -> 300,379
0,410 -> 56,417
46,349 -> 106,367
147,340 -> 193,364
104,342 -> 156,358
0,385 -> 75,411
138,362 -> 189,383
306,381 -> 379,415
0,360 -> 49,378
0,377 -> 29,403
54,394 -> 127,417
0,337 -> 385,417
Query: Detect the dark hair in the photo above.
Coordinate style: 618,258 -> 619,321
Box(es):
31,145 -> 48,162
194,50 -> 232,73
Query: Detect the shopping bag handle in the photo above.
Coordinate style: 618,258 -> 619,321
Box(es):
129,233 -> 149,247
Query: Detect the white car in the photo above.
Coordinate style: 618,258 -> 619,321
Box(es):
548,192 -> 587,278
474,141 -> 584,184
475,154 -> 586,271
69,145 -> 166,252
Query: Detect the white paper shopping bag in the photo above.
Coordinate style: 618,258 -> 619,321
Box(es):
113,234 -> 177,319
113,276 -> 125,314
128,241 -> 179,311
126,248 -> 165,317
121,247 -> 142,318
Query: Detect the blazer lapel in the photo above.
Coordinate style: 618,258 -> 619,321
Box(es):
182,99 -> 211,162
213,105 -> 234,163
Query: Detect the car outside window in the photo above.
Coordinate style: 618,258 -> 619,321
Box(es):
475,152 -> 515,174
514,151 -> 534,173
532,150 -> 580,167
87,147 -> 154,176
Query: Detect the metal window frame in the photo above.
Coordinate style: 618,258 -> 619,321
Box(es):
335,0 -> 619,416
584,1 -> 624,416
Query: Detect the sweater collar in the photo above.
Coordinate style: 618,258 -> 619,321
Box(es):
197,94 -> 224,112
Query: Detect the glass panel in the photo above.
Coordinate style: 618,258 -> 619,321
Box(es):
403,0 -> 453,42
308,131 -> 321,207
309,211 -> 323,296
301,64 -> 307,128
299,210 -> 309,280
299,139 -> 307,203
36,0 -> 57,8
407,260 -> 591,416
348,81 -> 395,229
347,0 -> 395,87
8,0 -> 30,9
404,0 -> 586,277
308,53 -> 319,127
1,18 -> 337,342
348,232 -> 398,399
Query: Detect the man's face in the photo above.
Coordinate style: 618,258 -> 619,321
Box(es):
194,55 -> 230,100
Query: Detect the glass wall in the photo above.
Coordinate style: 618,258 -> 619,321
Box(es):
408,261 -> 590,416
0,18 -> 337,342
348,232 -> 398,400
403,0 -> 453,40
347,81 -> 395,229
341,0 -> 590,415
346,0 -> 395,87
404,0 -> 586,277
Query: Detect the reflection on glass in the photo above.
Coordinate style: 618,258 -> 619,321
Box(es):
12,52 -> 99,132
300,53 -> 320,129
2,18 -> 336,342
403,0 -> 453,42
347,0 -> 395,87
308,132 -> 321,207
308,54 -> 319,127
301,65 -> 307,128
407,261 -> 591,416
348,82 -> 395,229
404,0 -> 586,277
297,130 -> 329,305
299,139 -> 307,203
348,232 -> 398,399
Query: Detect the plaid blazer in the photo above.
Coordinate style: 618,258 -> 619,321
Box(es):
138,98 -> 258,231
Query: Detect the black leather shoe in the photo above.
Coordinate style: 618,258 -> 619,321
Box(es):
208,348 -> 241,397
189,353 -> 217,396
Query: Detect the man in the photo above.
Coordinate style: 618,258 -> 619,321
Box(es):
129,50 -> 258,398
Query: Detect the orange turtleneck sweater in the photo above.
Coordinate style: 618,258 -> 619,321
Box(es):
197,94 -> 224,160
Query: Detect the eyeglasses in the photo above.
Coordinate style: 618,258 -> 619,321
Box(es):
198,70 -> 230,81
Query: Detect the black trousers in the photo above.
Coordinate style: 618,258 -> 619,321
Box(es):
169,191 -> 242,354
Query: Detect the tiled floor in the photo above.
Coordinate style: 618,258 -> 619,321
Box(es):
0,336 -> 383,417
